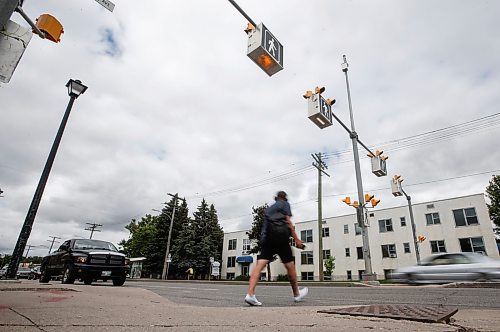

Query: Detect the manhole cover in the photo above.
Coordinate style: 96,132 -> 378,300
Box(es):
318,305 -> 458,323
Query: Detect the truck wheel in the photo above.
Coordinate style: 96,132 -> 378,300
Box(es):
112,275 -> 126,286
62,265 -> 76,284
39,268 -> 50,283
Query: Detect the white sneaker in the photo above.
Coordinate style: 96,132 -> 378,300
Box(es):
245,294 -> 262,306
294,287 -> 308,302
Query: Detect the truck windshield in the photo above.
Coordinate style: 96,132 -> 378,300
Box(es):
73,239 -> 118,252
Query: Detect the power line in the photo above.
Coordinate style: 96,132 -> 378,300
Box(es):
218,168 -> 499,221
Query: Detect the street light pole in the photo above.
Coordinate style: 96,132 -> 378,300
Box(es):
162,193 -> 182,280
341,55 -> 375,280
6,79 -> 87,279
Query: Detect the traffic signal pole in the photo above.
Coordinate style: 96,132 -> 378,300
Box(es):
401,188 -> 421,265
341,55 -> 375,281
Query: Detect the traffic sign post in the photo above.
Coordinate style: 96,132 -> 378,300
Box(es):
247,23 -> 283,76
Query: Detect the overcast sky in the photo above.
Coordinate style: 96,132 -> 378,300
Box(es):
1,0 -> 499,257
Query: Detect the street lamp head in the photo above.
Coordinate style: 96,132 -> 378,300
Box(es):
66,79 -> 88,98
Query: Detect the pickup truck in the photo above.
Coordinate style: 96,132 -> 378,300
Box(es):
40,238 -> 129,286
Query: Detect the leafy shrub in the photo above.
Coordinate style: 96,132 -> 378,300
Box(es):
234,275 -> 250,281
276,274 -> 289,281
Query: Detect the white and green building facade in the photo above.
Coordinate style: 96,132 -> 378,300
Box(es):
222,193 -> 499,281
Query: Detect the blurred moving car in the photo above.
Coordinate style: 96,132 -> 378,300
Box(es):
28,266 -> 41,280
16,266 -> 32,279
392,252 -> 500,284
40,238 -> 129,286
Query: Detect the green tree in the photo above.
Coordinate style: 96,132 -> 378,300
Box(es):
246,204 -> 274,280
486,175 -> 500,235
120,195 -> 190,279
172,199 -> 223,279
324,256 -> 336,280
120,215 -> 160,276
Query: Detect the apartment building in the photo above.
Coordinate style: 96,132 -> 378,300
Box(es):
222,193 -> 499,281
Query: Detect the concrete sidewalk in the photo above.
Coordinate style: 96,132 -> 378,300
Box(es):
1,280 -> 499,331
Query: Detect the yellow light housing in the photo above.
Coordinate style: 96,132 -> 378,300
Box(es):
35,14 -> 64,43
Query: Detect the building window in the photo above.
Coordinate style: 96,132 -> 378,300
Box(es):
403,242 -> 411,253
358,270 -> 365,280
400,217 -> 406,227
301,251 -> 314,265
384,269 -> 393,280
323,249 -> 331,259
430,240 -> 446,253
378,219 -> 393,233
260,272 -> 267,281
345,248 -> 350,257
381,244 -> 397,258
322,227 -> 330,237
346,270 -> 352,280
228,239 -> 237,250
242,239 -> 251,252
453,208 -> 479,227
354,223 -> 362,235
356,247 -> 363,260
301,229 -> 313,243
301,271 -> 314,281
227,256 -> 236,268
459,237 -> 485,254
289,237 -> 296,247
226,273 -> 235,280
425,212 -> 441,225
344,224 -> 349,234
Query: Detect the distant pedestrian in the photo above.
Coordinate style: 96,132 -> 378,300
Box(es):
245,191 -> 308,306
186,267 -> 194,280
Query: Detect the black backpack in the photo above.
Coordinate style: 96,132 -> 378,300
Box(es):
266,211 -> 291,243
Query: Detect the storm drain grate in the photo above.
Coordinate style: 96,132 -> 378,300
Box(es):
318,304 -> 458,323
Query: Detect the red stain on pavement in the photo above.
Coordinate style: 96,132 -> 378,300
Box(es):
45,296 -> 68,303
0,304 -> 11,310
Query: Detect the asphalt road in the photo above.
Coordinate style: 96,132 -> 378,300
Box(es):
126,281 -> 500,309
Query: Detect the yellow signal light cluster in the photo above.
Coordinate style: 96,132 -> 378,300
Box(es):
342,194 -> 380,209
417,235 -> 426,242
367,149 -> 389,161
393,174 -> 403,183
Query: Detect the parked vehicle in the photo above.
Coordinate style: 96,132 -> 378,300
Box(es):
40,239 -> 129,286
392,252 -> 500,284
17,266 -> 32,279
28,266 -> 41,280
0,266 -> 7,278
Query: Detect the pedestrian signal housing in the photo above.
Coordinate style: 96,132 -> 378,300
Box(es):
246,23 -> 283,76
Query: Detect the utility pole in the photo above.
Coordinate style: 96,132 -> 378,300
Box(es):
162,193 -> 184,280
47,236 -> 61,253
23,244 -> 38,262
312,152 -> 330,282
84,223 -> 102,239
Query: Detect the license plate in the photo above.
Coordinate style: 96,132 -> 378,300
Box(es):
101,271 -> 112,276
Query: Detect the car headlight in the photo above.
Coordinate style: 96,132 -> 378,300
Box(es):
75,256 -> 88,263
